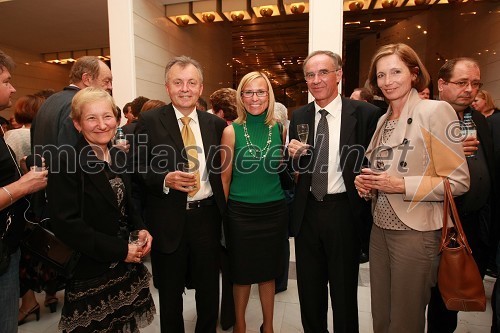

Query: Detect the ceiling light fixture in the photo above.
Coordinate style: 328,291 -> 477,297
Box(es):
43,48 -> 110,65
193,0 -> 224,23
222,0 -> 251,21
166,3 -> 197,26
345,21 -> 362,25
252,0 -> 280,18
283,0 -> 309,15
381,0 -> 398,9
348,1 -> 365,11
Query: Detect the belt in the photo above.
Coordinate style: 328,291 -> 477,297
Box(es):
186,196 -> 215,210
308,192 -> 348,202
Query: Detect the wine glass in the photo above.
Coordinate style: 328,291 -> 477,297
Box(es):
129,230 -> 147,247
297,124 -> 309,144
360,159 -> 384,200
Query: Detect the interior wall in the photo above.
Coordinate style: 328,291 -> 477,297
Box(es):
359,3 -> 500,106
132,0 -> 232,107
0,45 -> 69,118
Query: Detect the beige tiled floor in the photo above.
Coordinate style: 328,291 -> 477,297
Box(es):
18,239 -> 495,332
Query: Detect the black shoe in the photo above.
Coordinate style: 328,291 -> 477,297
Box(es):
260,324 -> 264,333
359,251 -> 369,264
486,268 -> 498,279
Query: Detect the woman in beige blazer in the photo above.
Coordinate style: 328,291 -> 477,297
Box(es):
355,43 -> 470,333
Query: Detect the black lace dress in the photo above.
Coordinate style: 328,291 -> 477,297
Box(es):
58,170 -> 155,333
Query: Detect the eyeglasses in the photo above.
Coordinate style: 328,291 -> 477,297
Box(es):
241,90 -> 269,98
304,69 -> 340,82
444,80 -> 483,89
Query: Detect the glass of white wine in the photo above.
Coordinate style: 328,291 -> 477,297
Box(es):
297,124 -> 309,144
129,230 -> 147,247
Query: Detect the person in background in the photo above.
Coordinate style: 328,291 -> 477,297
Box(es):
47,87 -> 155,332
221,71 -> 288,333
350,87 -> 374,104
33,89 -> 55,100
418,87 -> 431,100
4,94 -> 44,164
472,89 -> 499,118
196,96 -> 208,112
123,102 -> 133,124
210,88 -> 237,125
355,43 -> 470,333
427,57 -> 496,333
287,50 -> 381,333
489,111 -> 500,332
0,49 -> 48,333
141,99 -> 166,113
136,56 -> 227,333
9,116 -> 21,130
0,116 -> 9,135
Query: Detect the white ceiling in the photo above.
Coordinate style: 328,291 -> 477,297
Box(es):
0,0 -> 109,55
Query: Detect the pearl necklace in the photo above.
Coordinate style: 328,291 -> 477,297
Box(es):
242,121 -> 273,160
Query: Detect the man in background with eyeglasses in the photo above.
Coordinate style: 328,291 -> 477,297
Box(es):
287,50 -> 382,333
427,57 -> 497,333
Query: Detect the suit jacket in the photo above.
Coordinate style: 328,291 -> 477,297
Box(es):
47,136 -> 144,280
288,97 -> 382,237
366,89 -> 470,231
135,104 -> 227,254
488,112 -> 500,241
31,85 -> 80,155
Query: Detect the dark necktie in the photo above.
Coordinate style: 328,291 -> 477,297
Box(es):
311,109 -> 329,201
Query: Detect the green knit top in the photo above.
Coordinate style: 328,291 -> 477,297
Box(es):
228,111 -> 285,203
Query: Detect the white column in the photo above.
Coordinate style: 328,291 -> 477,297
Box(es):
308,0 -> 343,54
108,0 -> 136,124
308,0 -> 344,101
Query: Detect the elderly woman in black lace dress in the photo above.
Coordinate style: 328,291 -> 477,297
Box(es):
47,87 -> 155,333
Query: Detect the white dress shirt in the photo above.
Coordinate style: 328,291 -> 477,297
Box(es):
162,107 -> 213,201
313,94 -> 346,194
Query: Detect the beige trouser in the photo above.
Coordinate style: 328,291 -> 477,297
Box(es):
370,224 -> 441,333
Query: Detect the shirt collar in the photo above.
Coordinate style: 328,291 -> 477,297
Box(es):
173,106 -> 199,124
314,94 -> 342,117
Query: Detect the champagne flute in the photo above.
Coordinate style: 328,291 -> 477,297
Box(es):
297,124 -> 309,144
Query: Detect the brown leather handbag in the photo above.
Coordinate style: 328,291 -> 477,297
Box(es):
437,178 -> 486,312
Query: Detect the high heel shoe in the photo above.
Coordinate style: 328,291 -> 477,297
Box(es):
18,303 -> 40,325
260,324 -> 264,333
44,295 -> 59,313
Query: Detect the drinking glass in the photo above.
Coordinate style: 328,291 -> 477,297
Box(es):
297,124 -> 309,144
179,162 -> 198,191
360,160 -> 384,200
129,230 -> 147,247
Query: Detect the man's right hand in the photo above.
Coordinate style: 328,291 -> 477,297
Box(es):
288,139 -> 311,159
164,171 -> 196,193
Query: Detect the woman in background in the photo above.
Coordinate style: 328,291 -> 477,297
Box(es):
472,89 -> 499,118
221,72 -> 287,333
4,94 -> 44,163
47,87 -> 155,332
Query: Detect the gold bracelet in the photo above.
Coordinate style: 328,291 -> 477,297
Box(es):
2,186 -> 13,206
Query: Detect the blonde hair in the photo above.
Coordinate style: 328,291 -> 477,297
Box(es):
476,90 -> 496,111
235,71 -> 275,126
71,87 -> 118,122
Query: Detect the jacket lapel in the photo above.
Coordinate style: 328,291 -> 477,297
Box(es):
158,104 -> 185,154
339,97 -> 357,148
77,139 -> 118,209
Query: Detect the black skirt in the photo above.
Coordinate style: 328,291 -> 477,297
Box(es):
59,261 -> 155,333
225,199 -> 288,284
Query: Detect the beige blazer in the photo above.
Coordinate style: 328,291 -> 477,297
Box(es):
366,89 -> 470,231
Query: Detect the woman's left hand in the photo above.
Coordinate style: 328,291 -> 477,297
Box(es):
140,229 -> 153,257
356,168 -> 405,194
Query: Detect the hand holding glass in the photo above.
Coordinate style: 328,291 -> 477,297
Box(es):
180,162 -> 198,191
360,162 -> 383,200
129,230 -> 147,247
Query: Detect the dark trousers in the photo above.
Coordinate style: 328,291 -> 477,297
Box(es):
427,209 -> 489,333
295,197 -> 360,333
151,205 -> 221,333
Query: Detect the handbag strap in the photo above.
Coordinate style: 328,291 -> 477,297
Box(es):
440,178 -> 472,254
